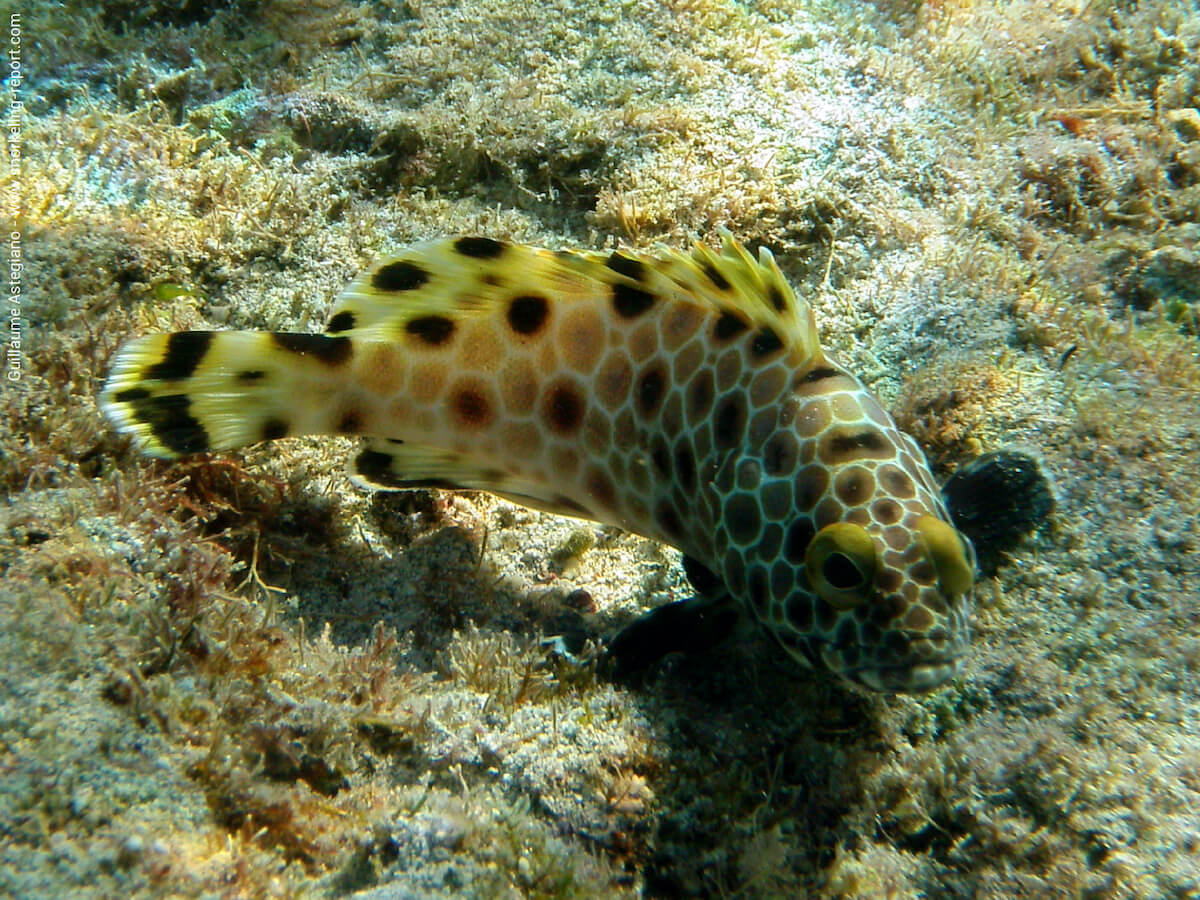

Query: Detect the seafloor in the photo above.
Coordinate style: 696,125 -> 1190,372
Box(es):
3,0 -> 1199,897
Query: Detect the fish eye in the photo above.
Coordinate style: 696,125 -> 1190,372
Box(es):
822,552 -> 865,590
806,523 -> 876,609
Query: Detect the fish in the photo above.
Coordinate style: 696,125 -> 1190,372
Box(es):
101,233 -> 978,693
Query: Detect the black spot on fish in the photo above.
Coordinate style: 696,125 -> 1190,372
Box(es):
337,410 -> 364,434
272,333 -> 353,365
714,396 -> 746,449
405,315 -> 456,346
612,282 -> 656,318
607,252 -> 648,281
262,418 -> 289,441
826,429 -> 888,458
714,312 -> 748,341
762,431 -> 799,476
687,371 -> 714,421
651,440 -> 671,477
507,294 -> 550,335
784,518 -> 816,564
673,442 -> 697,492
373,260 -> 429,291
236,370 -> 266,384
131,393 -> 210,455
454,236 -> 506,259
751,327 -> 783,357
766,284 -> 787,312
326,311 -> 356,333
800,366 -> 841,384
113,387 -> 150,403
144,332 -> 214,382
701,259 -> 731,291
355,448 -> 396,484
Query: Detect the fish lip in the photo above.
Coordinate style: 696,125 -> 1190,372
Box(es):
856,659 -> 964,693
817,643 -> 968,693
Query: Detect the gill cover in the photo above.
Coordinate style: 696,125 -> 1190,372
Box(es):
805,522 -> 877,610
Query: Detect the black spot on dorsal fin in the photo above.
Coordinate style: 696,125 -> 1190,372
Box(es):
271,333 -> 353,365
454,236 -> 506,259
372,260 -> 430,292
405,315 -> 456,346
714,311 -> 749,340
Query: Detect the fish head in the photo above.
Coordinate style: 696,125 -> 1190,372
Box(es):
725,489 -> 977,693
713,374 -> 977,693
790,513 -> 976,693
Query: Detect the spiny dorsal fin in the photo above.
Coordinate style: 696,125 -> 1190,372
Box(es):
643,229 -> 818,358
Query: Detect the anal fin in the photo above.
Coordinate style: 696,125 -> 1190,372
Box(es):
351,439 -> 597,521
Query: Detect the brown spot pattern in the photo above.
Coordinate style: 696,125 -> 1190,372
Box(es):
834,466 -> 873,506
543,381 -> 585,433
452,385 -> 493,428
585,468 -> 617,510
559,308 -> 605,374
637,367 -> 667,416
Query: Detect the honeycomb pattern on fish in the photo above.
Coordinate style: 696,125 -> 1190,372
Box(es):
102,233 -> 976,693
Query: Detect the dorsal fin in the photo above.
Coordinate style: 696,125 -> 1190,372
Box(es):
323,233 -> 821,360
638,229 -> 818,359
324,237 -> 588,336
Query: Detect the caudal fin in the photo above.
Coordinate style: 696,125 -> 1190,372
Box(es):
101,330 -> 350,457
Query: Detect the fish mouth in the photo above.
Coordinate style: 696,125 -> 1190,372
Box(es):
849,659 -> 963,693
819,646 -> 966,694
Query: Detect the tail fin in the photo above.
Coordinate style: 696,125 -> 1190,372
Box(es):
101,331 -> 350,458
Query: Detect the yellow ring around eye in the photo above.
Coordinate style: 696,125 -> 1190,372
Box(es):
805,522 -> 877,610
916,515 -> 975,596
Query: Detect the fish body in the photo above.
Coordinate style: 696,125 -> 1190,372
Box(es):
102,234 -> 976,693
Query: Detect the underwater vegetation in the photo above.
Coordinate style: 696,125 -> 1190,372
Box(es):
3,0 -> 1199,897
